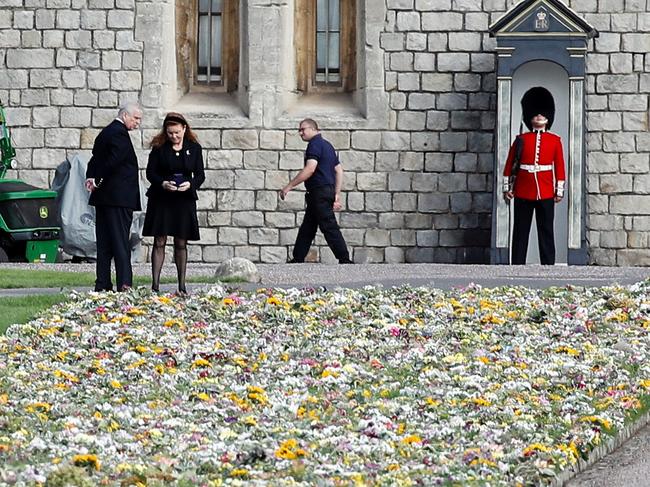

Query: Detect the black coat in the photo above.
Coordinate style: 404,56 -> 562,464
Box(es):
86,120 -> 141,210
145,140 -> 205,201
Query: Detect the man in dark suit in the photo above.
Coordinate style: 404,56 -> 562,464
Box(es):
85,102 -> 143,291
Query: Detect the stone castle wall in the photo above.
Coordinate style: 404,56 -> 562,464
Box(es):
0,0 -> 648,265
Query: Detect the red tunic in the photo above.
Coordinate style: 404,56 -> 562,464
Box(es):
503,131 -> 566,201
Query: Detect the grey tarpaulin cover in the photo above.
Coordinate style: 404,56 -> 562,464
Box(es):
52,154 -> 146,261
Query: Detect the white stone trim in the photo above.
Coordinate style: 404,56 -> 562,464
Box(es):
496,78 -> 512,248
568,79 -> 583,250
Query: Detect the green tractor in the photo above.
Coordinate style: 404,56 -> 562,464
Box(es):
0,101 -> 60,263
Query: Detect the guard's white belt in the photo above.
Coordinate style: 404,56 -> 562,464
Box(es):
520,164 -> 553,173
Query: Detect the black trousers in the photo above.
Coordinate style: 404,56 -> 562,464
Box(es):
94,206 -> 133,291
292,185 -> 350,262
511,198 -> 556,265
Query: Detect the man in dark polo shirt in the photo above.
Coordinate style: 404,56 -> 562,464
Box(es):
279,118 -> 353,264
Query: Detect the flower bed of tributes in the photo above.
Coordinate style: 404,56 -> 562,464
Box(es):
1,281 -> 650,486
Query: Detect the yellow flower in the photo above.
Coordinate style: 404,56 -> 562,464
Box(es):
580,415 -> 612,430
73,454 -> 101,471
192,357 -> 211,368
0,394 -> 7,405
401,435 -> 422,445
110,380 -> 122,389
230,468 -> 248,477
194,392 -> 211,401
387,463 -> 400,471
266,296 -> 282,306
243,415 -> 257,426
163,319 -> 183,328
222,297 -> 236,305
25,402 -> 52,414
424,397 -> 440,407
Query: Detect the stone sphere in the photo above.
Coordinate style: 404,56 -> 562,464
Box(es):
214,257 -> 259,282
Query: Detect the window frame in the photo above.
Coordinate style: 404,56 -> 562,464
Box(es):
189,0 -> 239,93
295,0 -> 356,94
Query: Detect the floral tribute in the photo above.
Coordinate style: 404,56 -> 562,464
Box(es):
1,281 -> 649,486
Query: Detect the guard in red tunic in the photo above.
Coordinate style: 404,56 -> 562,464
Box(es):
503,103 -> 566,265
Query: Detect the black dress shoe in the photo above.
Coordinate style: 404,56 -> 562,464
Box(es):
287,259 -> 304,263
339,259 -> 354,264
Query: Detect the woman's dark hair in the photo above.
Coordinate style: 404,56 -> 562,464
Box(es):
149,112 -> 199,149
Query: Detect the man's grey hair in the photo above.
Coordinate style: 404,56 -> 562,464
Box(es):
118,101 -> 142,117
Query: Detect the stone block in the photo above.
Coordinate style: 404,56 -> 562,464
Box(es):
32,107 -> 59,128
603,133 -> 635,153
0,69 -> 28,89
599,230 -> 627,248
620,153 -> 649,173
339,213 -> 378,228
115,31 -> 142,50
279,228 -> 299,246
396,11 -> 420,30
633,174 -> 650,194
439,132 -> 467,152
588,151 -> 619,173
203,169 -> 235,189
610,195 -> 650,215
56,9 -> 80,29
107,9 -> 134,29
450,193 -> 472,213
390,92 -> 407,110
357,172 -> 387,191
218,190 -> 255,211
65,30 -> 92,49
381,131 -> 410,150
243,150 -> 278,170
594,32 -> 620,53
234,170 -> 265,190
412,173 -> 438,192
122,51 -> 142,70
22,30 -> 42,48
414,53 -> 436,71
350,131 -> 380,151
265,212 -> 295,228
365,228 -> 391,247
438,52 -> 469,72
398,152 -> 423,171
421,12 -> 462,30
259,130 -> 284,150
416,0 -> 452,10
0,30 -> 21,48
426,33 -> 448,52
377,213 -> 404,229
596,74 -> 637,93
366,192 -> 393,211
43,31 -> 64,48
418,193 -> 448,212
388,172 -> 411,191
248,227 -> 279,245
218,227 -> 248,245
406,32 -> 427,51
13,10 -> 34,28
421,73 -> 453,92
6,49 -> 54,68
405,248 -> 435,263
437,93 -> 467,110
32,148 -> 66,169
354,248 -> 384,264
448,32 -> 481,51
35,9 -> 55,29
81,9 -> 106,29
617,250 -> 650,266
390,52 -> 414,71
110,71 -> 141,90
45,128 -> 80,148
380,32 -> 405,52
468,132 -> 492,153
397,111 -> 426,130
609,94 -> 648,112
622,33 -> 650,53
260,247 -> 287,264
338,151 -> 374,171
78,51 -> 100,69
384,247 -> 405,263
87,71 -> 110,90
398,73 -> 420,92
222,129 -> 259,149
587,111 -> 622,131
264,170 -> 288,190
93,31 -> 115,49
465,12 -> 489,31
391,229 -> 416,246
75,90 -> 98,107
438,173 -> 467,192
203,246 -> 234,263
323,130 -> 350,149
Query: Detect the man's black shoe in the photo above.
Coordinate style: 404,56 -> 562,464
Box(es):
287,259 -> 304,263
339,259 -> 354,264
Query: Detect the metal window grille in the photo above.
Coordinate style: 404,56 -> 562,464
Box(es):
315,0 -> 340,84
197,0 -> 223,84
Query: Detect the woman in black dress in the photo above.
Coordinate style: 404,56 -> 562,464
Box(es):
143,112 -> 205,294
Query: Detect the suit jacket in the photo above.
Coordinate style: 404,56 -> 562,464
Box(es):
145,140 -> 205,201
86,119 -> 141,210
503,131 -> 565,201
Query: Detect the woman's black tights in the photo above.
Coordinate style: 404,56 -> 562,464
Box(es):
151,236 -> 188,294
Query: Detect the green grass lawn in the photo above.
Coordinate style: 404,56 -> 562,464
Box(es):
0,269 -> 229,289
0,294 -> 68,334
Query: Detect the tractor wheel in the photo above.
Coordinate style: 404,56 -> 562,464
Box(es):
0,247 -> 8,263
